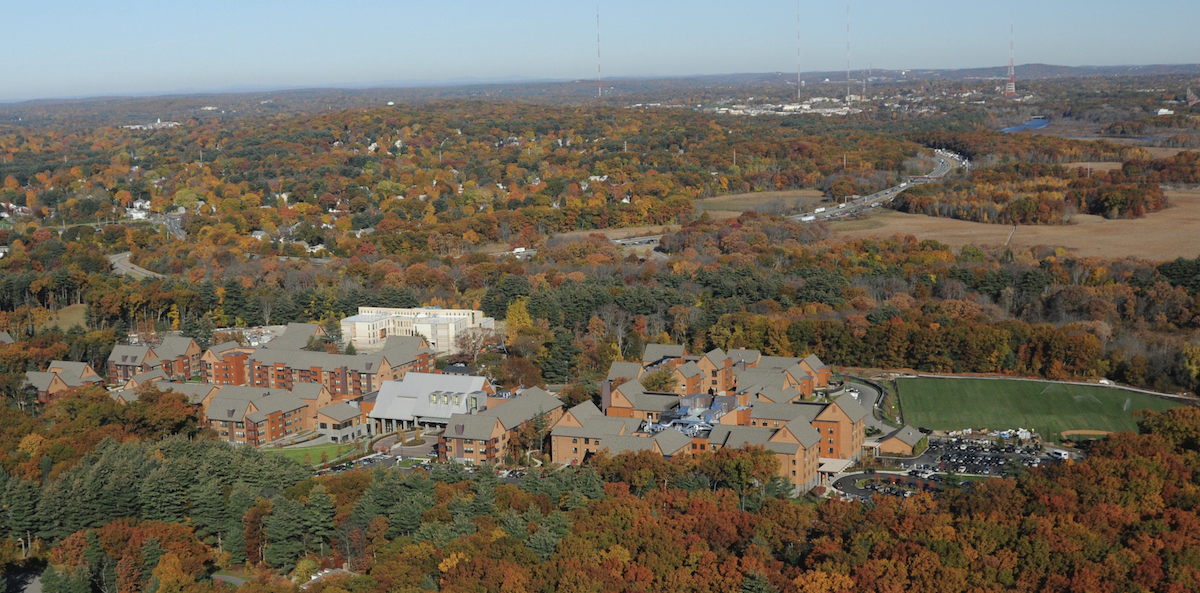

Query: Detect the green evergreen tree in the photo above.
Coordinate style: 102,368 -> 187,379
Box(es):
740,573 -> 777,593
304,486 -> 335,554
188,480 -> 228,546
263,496 -> 305,571
139,467 -> 185,523
140,538 -> 165,583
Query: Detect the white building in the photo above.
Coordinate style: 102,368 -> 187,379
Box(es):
340,306 -> 494,355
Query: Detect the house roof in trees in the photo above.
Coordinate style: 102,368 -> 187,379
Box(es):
653,428 -> 693,456
318,402 -> 363,423
642,344 -> 686,364
262,323 -> 325,350
606,362 -> 644,381
883,425 -> 925,448
160,382 -> 217,404
109,344 -> 154,367
154,336 -> 198,359
44,361 -> 103,387
481,387 -> 562,431
24,372 -> 56,392
0,331 -> 14,345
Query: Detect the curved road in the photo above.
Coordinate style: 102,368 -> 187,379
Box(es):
107,252 -> 164,279
789,152 -> 959,223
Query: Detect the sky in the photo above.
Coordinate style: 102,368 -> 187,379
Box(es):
4,0 -> 1199,103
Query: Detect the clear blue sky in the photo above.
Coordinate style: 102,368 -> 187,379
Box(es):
5,0 -> 1198,102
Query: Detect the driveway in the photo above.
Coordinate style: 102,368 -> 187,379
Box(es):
844,381 -> 888,432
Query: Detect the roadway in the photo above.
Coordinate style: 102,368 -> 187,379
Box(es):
107,252 -> 164,279
787,152 -> 959,224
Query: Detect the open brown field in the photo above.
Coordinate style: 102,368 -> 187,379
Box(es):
1063,162 -> 1123,172
554,224 -> 681,242
696,189 -> 824,215
41,304 -> 88,331
833,189 -> 1200,261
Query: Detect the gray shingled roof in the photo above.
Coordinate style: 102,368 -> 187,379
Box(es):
642,344 -> 686,364
606,362 -> 644,381
702,348 -> 728,367
803,354 -> 829,370
244,392 -> 306,423
262,323 -> 324,350
446,414 -> 501,441
653,429 -> 692,456
884,425 -> 925,448
727,349 -> 760,366
831,395 -> 870,423
751,385 -> 802,404
734,369 -> 789,392
482,387 -> 562,430
160,382 -> 217,405
0,331 -> 14,345
130,368 -> 168,385
248,348 -> 389,375
155,336 -> 197,359
709,425 -> 774,449
110,345 -> 154,367
318,402 -> 363,423
755,356 -> 801,370
751,401 -> 822,422
785,363 -> 813,381
24,372 -> 56,392
676,361 -> 703,379
785,418 -> 822,448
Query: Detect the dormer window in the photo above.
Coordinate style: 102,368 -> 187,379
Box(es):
430,394 -> 437,404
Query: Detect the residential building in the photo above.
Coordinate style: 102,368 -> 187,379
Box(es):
154,336 -> 203,379
317,401 -> 368,443
368,372 -> 495,433
25,361 -> 105,403
204,386 -> 312,446
878,425 -> 927,457
0,331 -> 14,345
108,344 -> 160,382
340,306 -> 494,355
440,387 -> 563,465
600,379 -> 678,423
261,323 -> 326,351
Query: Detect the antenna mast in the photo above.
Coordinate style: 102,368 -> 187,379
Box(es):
846,0 -> 851,102
796,0 -> 802,100
597,6 -> 602,98
1005,22 -> 1017,97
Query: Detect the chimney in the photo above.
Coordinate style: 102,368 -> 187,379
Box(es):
601,380 -> 612,412
455,424 -> 465,435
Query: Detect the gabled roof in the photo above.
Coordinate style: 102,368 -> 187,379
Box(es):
0,331 -> 14,345
552,415 -> 642,439
41,361 -> 102,388
206,397 -> 254,422
598,435 -> 659,455
208,342 -> 244,357
751,385 -> 802,404
755,356 -> 801,371
606,362 -> 644,381
727,349 -> 760,366
245,392 -> 306,423
883,425 -> 925,447
735,369 -> 789,392
642,344 -> 686,364
482,387 -> 562,431
567,400 -> 604,420
129,368 -> 168,385
803,354 -> 829,370
446,414 -> 502,441
653,429 -> 693,456
675,361 -> 704,379
615,381 -> 679,412
290,382 -> 327,401
784,418 -> 822,448
110,345 -> 154,367
709,425 -> 774,449
248,349 -> 388,375
155,336 -> 198,359
318,402 -> 363,423
785,363 -> 813,381
159,382 -> 217,405
24,371 -> 57,392
702,348 -> 729,367
262,323 -> 324,350
751,401 -> 821,422
830,395 -> 870,423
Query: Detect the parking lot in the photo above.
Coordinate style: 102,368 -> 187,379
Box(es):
904,438 -> 1058,477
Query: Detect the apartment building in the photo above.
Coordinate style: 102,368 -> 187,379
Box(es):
25,361 -> 105,403
369,372 -> 495,433
107,336 -> 202,382
440,387 -> 564,465
340,306 -> 494,355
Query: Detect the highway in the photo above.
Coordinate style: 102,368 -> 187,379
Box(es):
107,252 -> 164,279
787,151 -> 960,224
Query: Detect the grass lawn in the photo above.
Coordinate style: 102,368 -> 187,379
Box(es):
266,442 -> 356,465
41,303 -> 88,331
898,378 -> 1186,442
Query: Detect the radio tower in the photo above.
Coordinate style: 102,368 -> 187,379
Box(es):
846,0 -> 852,102
597,6 -> 602,98
796,0 -> 802,100
1005,23 -> 1017,97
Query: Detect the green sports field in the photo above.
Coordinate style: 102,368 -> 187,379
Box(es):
897,377 -> 1186,442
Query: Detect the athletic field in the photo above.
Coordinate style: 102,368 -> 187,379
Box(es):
897,377 -> 1186,442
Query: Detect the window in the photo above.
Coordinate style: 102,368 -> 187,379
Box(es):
319,422 -> 328,430
828,438 -> 833,444
792,471 -> 796,476
454,395 -> 460,406
828,428 -> 834,434
828,447 -> 834,454
430,394 -> 437,403
584,438 -> 590,445
711,371 -> 718,378
773,421 -> 779,427
595,439 -> 601,445
466,439 -> 474,444
442,394 -> 449,405
791,459 -> 796,465
572,437 -> 578,443
572,447 -> 578,453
